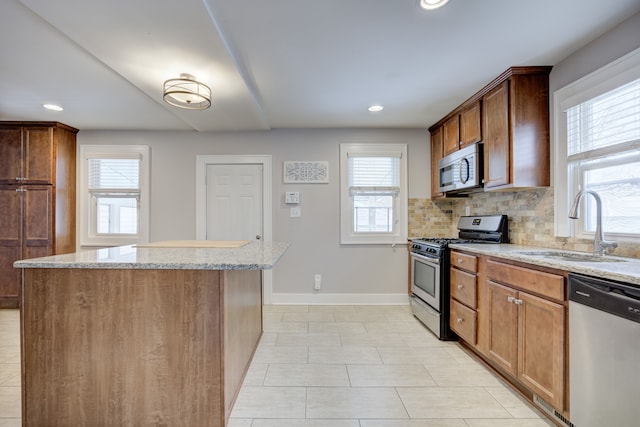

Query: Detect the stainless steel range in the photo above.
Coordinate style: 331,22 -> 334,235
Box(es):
410,214 -> 508,340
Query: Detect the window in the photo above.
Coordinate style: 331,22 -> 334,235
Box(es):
79,145 -> 150,247
340,143 -> 407,244
554,48 -> 640,240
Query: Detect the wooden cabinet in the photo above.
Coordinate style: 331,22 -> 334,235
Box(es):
483,259 -> 566,412
430,126 -> 444,198
482,68 -> 552,190
449,250 -> 478,344
0,122 -> 77,308
428,66 -> 551,193
442,101 -> 482,156
0,126 -> 57,184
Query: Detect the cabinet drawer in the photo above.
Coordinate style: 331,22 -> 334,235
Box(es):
451,251 -> 477,273
450,268 -> 477,308
486,259 -> 564,302
450,299 -> 477,344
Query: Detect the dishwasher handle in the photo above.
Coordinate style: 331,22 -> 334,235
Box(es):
569,273 -> 640,324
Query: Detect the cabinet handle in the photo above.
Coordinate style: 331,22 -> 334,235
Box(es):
458,259 -> 464,264
507,296 -> 515,303
457,317 -> 464,324
15,188 -> 26,192
514,299 -> 523,305
457,284 -> 463,290
15,177 -> 21,181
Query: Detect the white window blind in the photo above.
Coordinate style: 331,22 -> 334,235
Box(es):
348,152 -> 401,195
340,144 -> 407,244
79,145 -> 149,247
566,77 -> 640,237
567,78 -> 640,160
88,159 -> 140,190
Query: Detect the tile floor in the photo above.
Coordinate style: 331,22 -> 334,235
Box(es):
0,305 -> 554,426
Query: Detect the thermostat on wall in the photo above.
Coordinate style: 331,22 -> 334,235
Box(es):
285,192 -> 300,204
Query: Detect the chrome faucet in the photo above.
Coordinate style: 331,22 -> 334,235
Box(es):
568,190 -> 617,256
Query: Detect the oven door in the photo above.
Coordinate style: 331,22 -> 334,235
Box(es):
410,252 -> 441,311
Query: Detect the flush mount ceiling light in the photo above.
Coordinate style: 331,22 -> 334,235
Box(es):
43,104 -> 63,111
163,73 -> 211,110
368,104 -> 384,112
419,0 -> 450,10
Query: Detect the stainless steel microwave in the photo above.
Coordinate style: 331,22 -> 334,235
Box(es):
438,142 -> 483,193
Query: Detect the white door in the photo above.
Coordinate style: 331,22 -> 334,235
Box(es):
206,164 -> 263,241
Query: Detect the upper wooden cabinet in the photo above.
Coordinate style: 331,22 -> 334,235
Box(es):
429,66 -> 551,192
483,69 -> 551,190
430,126 -> 444,199
442,101 -> 482,156
0,123 -> 77,185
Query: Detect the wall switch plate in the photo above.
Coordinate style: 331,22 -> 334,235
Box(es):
285,192 -> 300,204
290,206 -> 301,217
314,274 -> 321,290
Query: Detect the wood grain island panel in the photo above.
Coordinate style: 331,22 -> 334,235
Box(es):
21,267 -> 262,426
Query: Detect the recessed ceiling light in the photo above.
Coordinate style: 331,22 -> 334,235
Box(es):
368,104 -> 384,112
43,104 -> 63,111
419,0 -> 450,10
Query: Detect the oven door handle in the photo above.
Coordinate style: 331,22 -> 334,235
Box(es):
411,252 -> 440,265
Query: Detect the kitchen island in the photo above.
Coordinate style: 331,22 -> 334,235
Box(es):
14,240 -> 288,427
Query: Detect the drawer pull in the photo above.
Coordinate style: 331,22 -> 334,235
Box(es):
458,259 -> 464,264
456,317 -> 464,324
507,296 -> 524,305
457,284 -> 464,290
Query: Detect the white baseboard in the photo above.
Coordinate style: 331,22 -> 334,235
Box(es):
269,293 -> 410,305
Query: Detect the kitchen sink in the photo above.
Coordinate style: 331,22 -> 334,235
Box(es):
514,250 -> 627,263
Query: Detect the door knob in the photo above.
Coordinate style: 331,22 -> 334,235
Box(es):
256,235 -> 261,240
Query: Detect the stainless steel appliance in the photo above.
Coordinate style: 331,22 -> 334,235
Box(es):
569,273 -> 640,427
410,214 -> 508,340
438,142 -> 483,194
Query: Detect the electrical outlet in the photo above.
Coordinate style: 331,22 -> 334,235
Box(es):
314,274 -> 321,290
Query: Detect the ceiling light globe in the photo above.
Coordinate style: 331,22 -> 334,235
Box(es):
420,0 -> 450,10
163,73 -> 212,110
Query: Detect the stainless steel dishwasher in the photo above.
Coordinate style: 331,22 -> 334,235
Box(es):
569,273 -> 640,427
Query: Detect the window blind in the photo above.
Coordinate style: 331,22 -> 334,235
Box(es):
567,77 -> 640,160
88,159 -> 140,190
348,154 -> 401,194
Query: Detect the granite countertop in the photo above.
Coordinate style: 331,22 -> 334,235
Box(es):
449,243 -> 640,286
13,241 -> 290,270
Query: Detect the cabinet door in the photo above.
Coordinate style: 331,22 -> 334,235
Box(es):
483,81 -> 510,188
486,280 -> 518,376
442,115 -> 460,156
24,186 -> 53,260
0,187 -> 22,303
430,127 -> 444,198
518,291 -> 565,410
0,128 -> 22,184
460,101 -> 481,148
23,127 -> 54,184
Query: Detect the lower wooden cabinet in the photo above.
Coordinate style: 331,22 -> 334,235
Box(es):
486,279 -> 565,410
452,251 -> 567,414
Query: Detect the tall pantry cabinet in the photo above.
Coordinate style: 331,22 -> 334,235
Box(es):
0,122 -> 77,308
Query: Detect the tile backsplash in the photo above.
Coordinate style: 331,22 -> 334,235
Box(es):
409,187 -> 640,258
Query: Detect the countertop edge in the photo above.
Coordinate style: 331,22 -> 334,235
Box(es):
13,241 -> 290,271
448,243 -> 640,286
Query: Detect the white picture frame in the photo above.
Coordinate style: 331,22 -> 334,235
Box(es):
283,161 -> 329,183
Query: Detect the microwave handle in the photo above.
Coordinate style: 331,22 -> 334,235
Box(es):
459,158 -> 470,184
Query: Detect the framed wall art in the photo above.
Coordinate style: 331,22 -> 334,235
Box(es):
283,161 -> 329,184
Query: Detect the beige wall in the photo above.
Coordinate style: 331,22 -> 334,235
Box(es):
78,128 -> 429,303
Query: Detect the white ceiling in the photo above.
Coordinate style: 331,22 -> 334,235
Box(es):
1,0 -> 639,132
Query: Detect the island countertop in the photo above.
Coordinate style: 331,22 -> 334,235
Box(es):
14,240 -> 289,270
